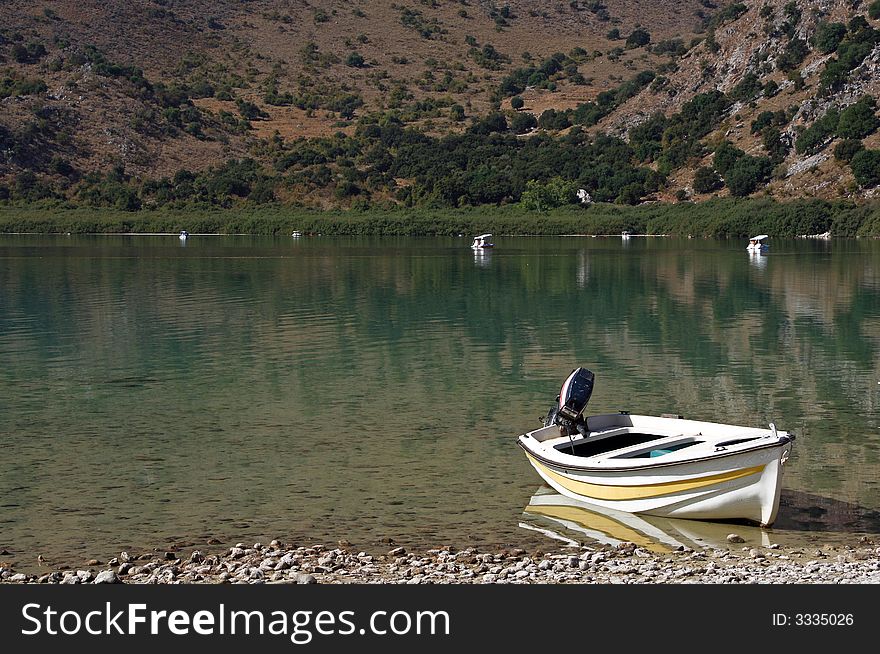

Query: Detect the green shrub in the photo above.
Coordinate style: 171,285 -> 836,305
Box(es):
850,149 -> 880,187
520,177 -> 578,210
729,72 -> 763,102
796,108 -> 839,154
0,75 -> 48,99
538,109 -> 571,131
510,112 -> 537,134
726,156 -> 773,196
833,139 -> 864,162
812,22 -> 847,54
870,1 -> 880,20
713,141 -> 745,175
510,96 -> 524,110
693,166 -> 724,193
626,29 -> 651,49
751,110 -> 787,134
468,112 -> 508,134
836,96 -> 879,139
236,99 -> 267,120
346,52 -> 365,68
776,38 -> 809,72
11,42 -> 47,64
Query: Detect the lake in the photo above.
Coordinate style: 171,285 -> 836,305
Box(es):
1,233 -> 879,570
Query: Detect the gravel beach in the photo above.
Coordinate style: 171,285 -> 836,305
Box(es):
3,536 -> 880,584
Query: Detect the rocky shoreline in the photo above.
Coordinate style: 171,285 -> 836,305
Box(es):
3,534 -> 880,584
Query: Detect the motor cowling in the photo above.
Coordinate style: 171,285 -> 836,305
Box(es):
544,367 -> 595,436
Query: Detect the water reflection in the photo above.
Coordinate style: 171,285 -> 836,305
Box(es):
1,234 -> 879,565
521,486 -> 771,552
747,250 -> 767,269
473,248 -> 492,267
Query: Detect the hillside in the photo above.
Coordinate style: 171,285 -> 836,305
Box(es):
599,0 -> 880,202
3,0 -> 880,213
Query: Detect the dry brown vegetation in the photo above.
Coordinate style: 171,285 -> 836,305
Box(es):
5,1 -> 880,206
0,0 -> 716,180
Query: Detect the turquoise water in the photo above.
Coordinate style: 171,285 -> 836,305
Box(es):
1,233 -> 879,568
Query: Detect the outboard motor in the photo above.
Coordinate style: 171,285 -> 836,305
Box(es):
544,367 -> 595,437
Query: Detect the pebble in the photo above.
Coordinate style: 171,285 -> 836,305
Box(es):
2,538 -> 879,585
94,570 -> 121,584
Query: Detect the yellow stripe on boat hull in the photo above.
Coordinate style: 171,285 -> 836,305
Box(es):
525,453 -> 765,501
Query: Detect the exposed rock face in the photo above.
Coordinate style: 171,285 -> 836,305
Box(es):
599,1 -> 880,200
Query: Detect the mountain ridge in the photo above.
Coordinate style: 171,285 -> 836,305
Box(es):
4,1 -> 880,211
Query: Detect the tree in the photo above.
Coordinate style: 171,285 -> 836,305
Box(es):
713,141 -> 745,175
626,29 -> 651,49
538,109 -> 571,130
693,166 -> 724,193
346,52 -> 366,68
812,22 -> 847,54
236,99 -> 267,120
510,112 -> 537,134
520,177 -> 577,210
615,182 -> 644,204
836,96 -> 879,139
510,95 -> 524,110
871,1 -> 880,20
850,149 -> 880,187
468,112 -> 508,134
450,104 -> 465,121
776,38 -> 808,72
834,139 -> 864,162
726,156 -> 773,196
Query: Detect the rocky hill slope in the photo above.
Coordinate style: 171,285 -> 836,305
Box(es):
3,0 -> 880,209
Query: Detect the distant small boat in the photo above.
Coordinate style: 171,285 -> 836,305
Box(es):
621,230 -> 632,239
179,230 -> 189,240
798,231 -> 831,240
471,233 -> 494,249
291,230 -> 302,238
746,234 -> 768,251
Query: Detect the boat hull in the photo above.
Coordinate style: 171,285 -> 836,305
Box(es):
519,434 -> 792,527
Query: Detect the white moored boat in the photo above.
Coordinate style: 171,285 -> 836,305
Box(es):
517,368 -> 795,527
471,233 -> 494,249
746,234 -> 768,251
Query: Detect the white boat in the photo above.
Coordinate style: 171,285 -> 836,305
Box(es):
621,230 -> 632,239
179,230 -> 189,240
746,234 -> 768,251
291,230 -> 302,238
471,233 -> 494,249
517,368 -> 794,527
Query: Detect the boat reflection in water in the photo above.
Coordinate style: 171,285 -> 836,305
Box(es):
473,248 -> 492,267
520,486 -> 772,552
748,249 -> 767,269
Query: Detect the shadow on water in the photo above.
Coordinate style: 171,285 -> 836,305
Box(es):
774,489 -> 880,534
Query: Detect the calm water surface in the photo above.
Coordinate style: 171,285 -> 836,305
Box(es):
2,233 -> 879,569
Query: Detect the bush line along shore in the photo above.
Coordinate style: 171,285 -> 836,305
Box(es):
2,537 -> 880,584
4,198 -> 880,237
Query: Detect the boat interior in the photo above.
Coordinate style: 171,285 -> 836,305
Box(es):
525,416 -> 777,467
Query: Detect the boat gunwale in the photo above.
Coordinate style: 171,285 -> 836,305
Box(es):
517,433 -> 793,474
